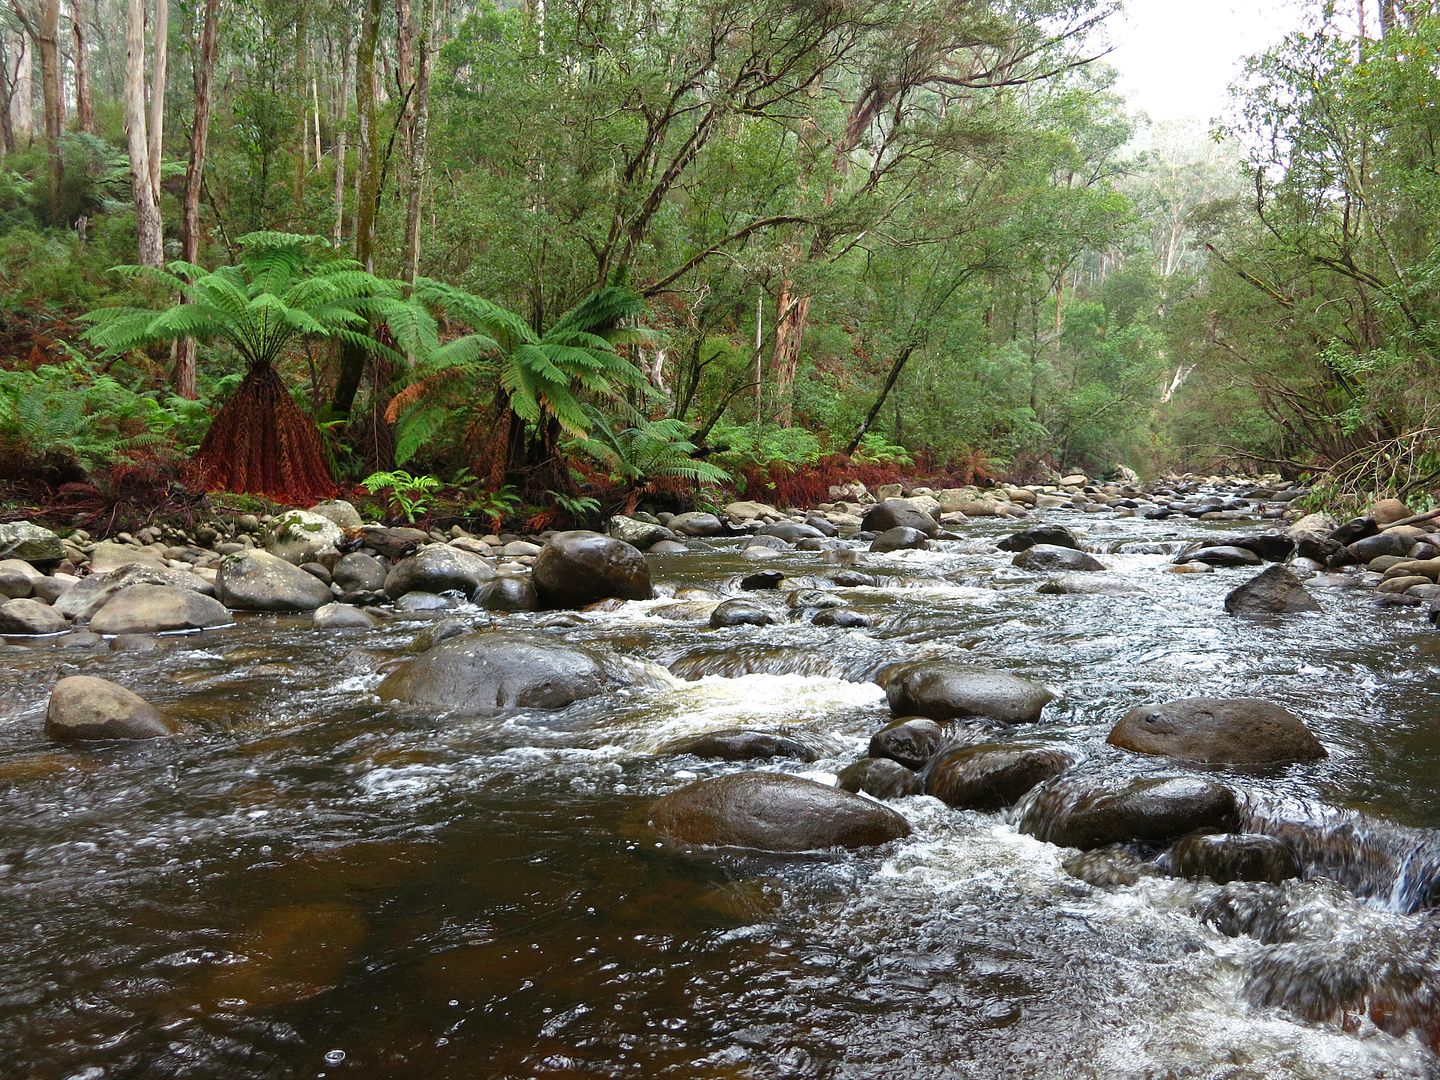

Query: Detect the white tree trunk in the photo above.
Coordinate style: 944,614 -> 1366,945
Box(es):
146,0 -> 166,204
6,27 -> 32,144
125,0 -> 163,265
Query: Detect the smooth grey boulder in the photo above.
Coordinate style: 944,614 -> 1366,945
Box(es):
313,602 -> 379,629
0,521 -> 63,565
661,729 -> 818,762
861,499 -> 939,537
263,509 -> 345,565
667,512 -> 728,537
1176,545 -> 1263,568
923,742 -> 1074,810
870,527 -> 930,553
608,516 -> 679,550
533,531 -> 652,608
45,675 -> 175,741
1107,697 -> 1325,764
1020,775 -> 1240,850
868,716 -> 945,770
89,585 -> 234,635
882,660 -> 1055,724
997,524 -> 1079,552
332,552 -> 388,592
758,521 -> 825,542
647,772 -> 912,851
54,564 -> 213,622
0,596 -> 68,635
709,598 -> 776,628
837,757 -> 922,800
307,499 -> 364,529
1013,545 -> 1105,572
1162,833 -> 1301,885
0,558 -> 41,598
377,630 -> 636,713
216,550 -> 333,612
1347,530 -> 1412,563
474,576 -> 539,612
1224,565 -> 1323,616
383,544 -> 496,599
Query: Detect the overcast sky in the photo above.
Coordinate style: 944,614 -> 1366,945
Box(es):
1107,0 -> 1304,124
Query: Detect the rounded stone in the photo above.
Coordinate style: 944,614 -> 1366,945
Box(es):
1107,697 -> 1326,764
89,585 -> 234,635
1162,833 -> 1301,885
45,675 -> 175,741
868,716 -> 945,769
532,531 -> 653,608
837,757 -> 922,800
1020,775 -> 1240,850
217,550 -> 333,612
923,742 -> 1074,810
661,729 -> 818,762
0,597 -> 69,635
882,661 -> 1055,724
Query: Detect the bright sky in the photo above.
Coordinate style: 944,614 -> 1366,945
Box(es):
1107,0 -> 1303,124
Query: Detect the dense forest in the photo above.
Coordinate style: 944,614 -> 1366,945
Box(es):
0,0 -> 1436,522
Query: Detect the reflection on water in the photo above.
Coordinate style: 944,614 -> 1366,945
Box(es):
1,507 -> 1439,1077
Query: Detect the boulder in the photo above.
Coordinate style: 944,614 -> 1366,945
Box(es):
1106,697 -> 1326,764
870,526 -> 931,553
332,552 -> 388,592
882,660 -> 1055,724
0,596 -> 68,635
923,742 -> 1073,810
1176,545 -> 1263,568
661,729 -> 818,762
89,585 -> 234,635
743,534 -> 788,552
812,608 -> 871,628
868,716 -> 944,769
216,550 -> 333,612
45,675 -> 175,741
997,524 -> 1079,552
861,499 -> 939,537
1162,833 -> 1301,885
383,544 -> 496,599
1346,530 -> 1412,563
1287,512 -> 1339,540
308,500 -> 364,529
312,603 -> 379,629
533,531 -> 652,608
1012,545 -> 1105,572
1369,498 -> 1414,527
668,512 -> 728,537
377,631 -> 634,713
739,570 -> 785,591
758,521 -> 825,543
54,564 -> 213,622
0,521 -> 64,566
1220,533 -> 1296,562
264,509 -> 345,565
647,772 -> 912,851
1020,775 -> 1240,850
353,525 -> 429,559
723,500 -> 781,523
608,515 -> 678,550
474,577 -> 539,612
0,558 -> 39,598
837,757 -> 922,800
1224,565 -> 1323,617
710,599 -> 776,628
648,540 -> 689,555
1037,574 -> 1143,596
87,540 -> 167,572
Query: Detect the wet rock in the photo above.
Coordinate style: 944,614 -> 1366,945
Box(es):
383,544 -> 496,599
661,729 -> 818,762
829,570 -> 876,587
758,521 -> 825,542
1378,574 -> 1430,594
313,603 -> 379,629
923,743 -> 1074,810
647,540 -> 689,555
216,550 -> 333,612
332,552 -> 388,592
1176,545 -> 1262,568
353,525 -> 429,559
1369,498 -> 1414,526
394,591 -> 453,612
739,570 -> 785,591
804,515 -> 839,537
870,526 -> 930,553
996,524 -> 1079,552
1224,565 -> 1323,616
264,509 -> 344,565
1037,574 -> 1142,596
868,717 -> 944,769
837,757 -> 922,800
608,515 -> 678,550
1346,531 -> 1412,563
1220,533 -> 1297,562
743,534 -> 789,551
45,675 -> 175,741
668,512 -> 728,537
89,585 -> 234,635
378,630 -> 633,713
55,564 -> 214,623
0,596 -> 68,635
1162,833 -> 1301,885
533,530 -> 653,608
474,576 -> 539,613
308,499 -> 364,529
1061,846 -> 1153,888
1012,545 -> 1105,572
811,608 -> 870,628
647,772 -> 912,852
0,521 -> 63,566
861,499 -> 939,537
882,660 -> 1055,724
1021,775 -> 1240,850
1107,697 -> 1326,764
0,558 -> 39,598
710,599 -> 776,628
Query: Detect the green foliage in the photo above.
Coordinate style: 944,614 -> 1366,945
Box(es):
707,423 -> 822,471
852,433 -> 914,467
465,483 -> 523,523
573,410 -> 731,486
548,490 -> 601,519
360,469 -> 442,522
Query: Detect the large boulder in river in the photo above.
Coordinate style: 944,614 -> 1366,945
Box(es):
837,757 -> 922,800
869,717 -> 945,769
861,499 -> 938,537
881,660 -> 1055,724
378,630 -> 635,713
0,521 -> 63,566
45,675 -> 175,741
1162,833 -> 1301,885
264,509 -> 345,565
1224,565 -> 1323,616
923,742 -> 1074,810
870,526 -> 931,553
533,531 -> 652,608
1176,545 -> 1262,568
661,729 -> 818,762
89,585 -> 234,635
0,596 -> 68,635
474,576 -> 539,613
1107,697 -> 1326,764
608,515 -> 678,550
55,564 -> 213,622
667,512 -> 728,537
1020,775 -> 1240,850
647,772 -> 912,851
997,524 -> 1079,552
1012,545 -> 1105,572
216,550 -> 333,612
383,544 -> 496,599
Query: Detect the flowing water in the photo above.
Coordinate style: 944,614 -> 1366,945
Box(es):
3,503 -> 1440,1079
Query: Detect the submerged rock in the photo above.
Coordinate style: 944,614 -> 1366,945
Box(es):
1107,697 -> 1325,764
1020,775 -> 1240,850
1037,574 -> 1141,596
868,716 -> 945,770
881,660 -> 1055,724
836,757 -> 922,800
861,499 -> 938,537
923,742 -> 1074,810
89,585 -> 234,635
1224,565 -> 1323,617
1012,545 -> 1105,572
647,772 -> 911,851
45,675 -> 175,741
997,524 -> 1079,552
217,550 -> 333,611
1162,833 -> 1301,885
533,530 -> 653,608
661,729 -> 818,762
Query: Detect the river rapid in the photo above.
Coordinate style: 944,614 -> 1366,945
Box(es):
2,502 -> 1439,1079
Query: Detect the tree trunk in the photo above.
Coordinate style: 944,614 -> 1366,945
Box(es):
146,0 -> 166,205
5,26 -> 32,148
846,344 -> 915,455
124,0 -> 162,265
400,0 -> 434,285
174,0 -> 217,400
332,36 -> 353,245
70,0 -> 93,133
291,2 -> 307,216
36,0 -> 62,221
769,281 -> 809,426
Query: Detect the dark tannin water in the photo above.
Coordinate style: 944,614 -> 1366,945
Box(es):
3,507 -> 1439,1078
